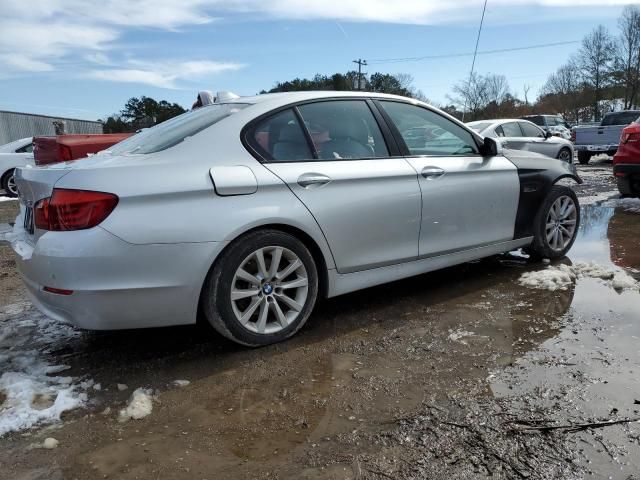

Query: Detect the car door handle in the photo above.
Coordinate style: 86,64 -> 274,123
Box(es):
297,173 -> 331,188
421,167 -> 445,179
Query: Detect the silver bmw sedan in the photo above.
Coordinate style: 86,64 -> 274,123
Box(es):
11,92 -> 581,346
467,118 -> 575,163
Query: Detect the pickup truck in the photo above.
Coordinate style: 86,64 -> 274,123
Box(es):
574,110 -> 640,164
33,133 -> 132,166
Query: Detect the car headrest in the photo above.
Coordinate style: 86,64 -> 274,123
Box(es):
277,124 -> 305,143
328,117 -> 368,142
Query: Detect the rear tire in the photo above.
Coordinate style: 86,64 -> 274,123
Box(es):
528,186 -> 580,260
1,169 -> 18,198
577,151 -> 591,165
201,229 -> 319,347
557,148 -> 573,164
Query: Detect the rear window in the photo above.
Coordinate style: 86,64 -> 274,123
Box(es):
601,111 -> 640,127
467,122 -> 493,133
523,116 -> 544,126
107,103 -> 248,155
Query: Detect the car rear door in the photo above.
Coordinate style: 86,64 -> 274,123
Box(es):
250,99 -> 421,274
375,100 -> 520,258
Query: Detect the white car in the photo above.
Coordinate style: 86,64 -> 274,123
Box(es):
467,119 -> 574,163
1,137 -> 34,197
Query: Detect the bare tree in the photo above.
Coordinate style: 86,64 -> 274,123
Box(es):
449,72 -> 511,120
577,25 -> 616,121
523,84 -> 532,106
540,60 -> 585,123
615,5 -> 640,109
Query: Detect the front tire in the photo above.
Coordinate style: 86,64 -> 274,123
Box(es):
1,169 -> 18,198
528,186 -> 580,260
557,148 -> 573,164
202,229 -> 319,347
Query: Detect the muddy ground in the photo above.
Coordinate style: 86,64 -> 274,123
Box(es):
1,158 -> 639,480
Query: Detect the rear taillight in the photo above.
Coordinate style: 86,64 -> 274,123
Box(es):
34,188 -> 119,231
621,132 -> 640,143
58,144 -> 73,162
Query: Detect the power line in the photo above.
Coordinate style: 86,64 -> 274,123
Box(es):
368,40 -> 580,65
462,0 -> 489,122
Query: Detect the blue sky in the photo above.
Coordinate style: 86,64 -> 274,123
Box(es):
0,0 -> 637,121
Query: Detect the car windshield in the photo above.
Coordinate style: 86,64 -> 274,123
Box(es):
466,122 -> 493,133
106,103 -> 249,155
601,111 -> 640,127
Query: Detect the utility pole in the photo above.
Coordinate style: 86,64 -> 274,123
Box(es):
462,0 -> 488,122
353,59 -> 367,90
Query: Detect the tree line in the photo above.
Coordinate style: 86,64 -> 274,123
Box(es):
100,96 -> 186,133
446,5 -> 640,123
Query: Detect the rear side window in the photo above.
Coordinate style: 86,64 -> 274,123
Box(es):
16,143 -> 33,153
519,122 -> 545,138
107,103 -> 248,155
380,101 -> 478,156
251,109 -> 313,162
500,122 -> 523,137
297,100 -> 389,160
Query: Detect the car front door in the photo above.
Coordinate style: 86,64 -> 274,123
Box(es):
249,100 -> 422,274
518,121 -> 557,157
376,100 -> 520,258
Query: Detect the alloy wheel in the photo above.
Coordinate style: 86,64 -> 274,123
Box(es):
230,246 -> 309,335
6,172 -> 17,196
545,195 -> 577,252
558,149 -> 572,163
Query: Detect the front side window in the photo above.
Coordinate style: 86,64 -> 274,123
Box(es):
297,100 -> 389,160
500,122 -> 524,138
525,116 -> 544,126
519,122 -> 545,138
379,101 -> 478,156
107,103 -> 248,155
251,109 -> 313,162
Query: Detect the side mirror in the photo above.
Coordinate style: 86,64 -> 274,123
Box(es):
545,131 -> 553,139
481,136 -> 503,156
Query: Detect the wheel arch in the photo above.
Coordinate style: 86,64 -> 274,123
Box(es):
197,222 -> 332,324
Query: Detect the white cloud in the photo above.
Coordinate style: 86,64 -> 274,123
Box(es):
1,0 -> 638,76
86,60 -> 245,88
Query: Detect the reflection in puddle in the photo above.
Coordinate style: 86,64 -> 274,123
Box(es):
490,204 -> 640,479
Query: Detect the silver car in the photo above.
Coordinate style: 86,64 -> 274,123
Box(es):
11,92 -> 581,346
467,119 -> 574,163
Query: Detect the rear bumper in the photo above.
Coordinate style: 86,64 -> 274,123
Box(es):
575,144 -> 618,154
11,225 -> 224,330
613,163 -> 640,195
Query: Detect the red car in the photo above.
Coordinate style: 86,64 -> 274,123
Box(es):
613,122 -> 640,196
33,133 -> 132,166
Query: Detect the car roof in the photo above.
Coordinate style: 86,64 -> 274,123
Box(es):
225,91 -> 426,105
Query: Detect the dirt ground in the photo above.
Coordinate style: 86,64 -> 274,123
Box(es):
1,158 -> 640,480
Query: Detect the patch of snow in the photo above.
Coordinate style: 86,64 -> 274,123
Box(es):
519,264 -> 576,291
42,437 -> 59,449
519,262 -> 638,292
604,197 -> 640,213
0,196 -> 17,203
117,383 -> 128,391
0,305 -> 90,436
579,191 -> 619,206
172,380 -> 190,388
448,329 -> 475,344
118,388 -> 153,422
